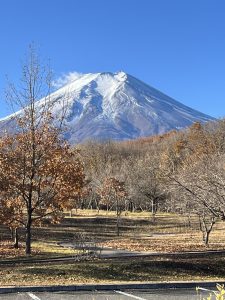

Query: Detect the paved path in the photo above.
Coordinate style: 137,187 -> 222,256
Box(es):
1,243 -> 225,266
59,242 -> 155,258
59,242 -> 225,259
0,289 -> 211,299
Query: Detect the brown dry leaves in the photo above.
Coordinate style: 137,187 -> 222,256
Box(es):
100,233 -> 225,253
0,240 -> 41,258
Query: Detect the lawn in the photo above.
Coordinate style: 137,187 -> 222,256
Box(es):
0,210 -> 225,285
1,210 -> 225,257
0,255 -> 225,286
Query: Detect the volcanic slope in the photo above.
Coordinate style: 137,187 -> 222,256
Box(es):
0,71 -> 214,143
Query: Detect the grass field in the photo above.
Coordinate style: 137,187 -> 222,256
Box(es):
1,210 -> 225,256
0,210 -> 225,285
0,255 -> 225,286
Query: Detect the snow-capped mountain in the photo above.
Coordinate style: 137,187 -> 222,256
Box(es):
0,71 -> 214,143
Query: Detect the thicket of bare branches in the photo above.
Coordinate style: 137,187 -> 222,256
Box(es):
80,120 -> 225,245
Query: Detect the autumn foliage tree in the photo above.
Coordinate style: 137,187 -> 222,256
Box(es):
0,46 -> 85,255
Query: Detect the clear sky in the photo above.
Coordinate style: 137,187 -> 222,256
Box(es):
0,0 -> 224,118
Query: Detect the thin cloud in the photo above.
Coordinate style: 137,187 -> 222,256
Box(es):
53,72 -> 83,88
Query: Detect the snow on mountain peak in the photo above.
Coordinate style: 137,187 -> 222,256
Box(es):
115,71 -> 127,81
0,71 -> 215,144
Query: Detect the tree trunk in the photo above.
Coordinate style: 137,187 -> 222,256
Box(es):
151,200 -> 156,223
199,215 -> 215,246
26,214 -> 32,255
187,214 -> 191,227
116,213 -> 120,236
14,228 -> 19,249
204,231 -> 210,246
116,199 -> 120,236
26,225 -> 31,255
10,227 -> 14,240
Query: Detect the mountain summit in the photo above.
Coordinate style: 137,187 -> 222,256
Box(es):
0,71 -> 214,143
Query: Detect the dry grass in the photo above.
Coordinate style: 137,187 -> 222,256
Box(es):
31,241 -> 78,257
64,210 -> 225,253
1,211 -> 225,258
1,211 -> 225,286
0,255 -> 225,286
0,240 -> 77,261
66,209 -> 154,218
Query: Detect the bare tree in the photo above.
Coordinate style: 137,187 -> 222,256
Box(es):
159,123 -> 225,245
99,177 -> 127,236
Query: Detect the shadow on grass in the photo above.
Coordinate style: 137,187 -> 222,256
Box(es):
0,215 -> 195,246
20,257 -> 225,281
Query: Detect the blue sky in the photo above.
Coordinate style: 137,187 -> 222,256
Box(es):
0,0 -> 224,118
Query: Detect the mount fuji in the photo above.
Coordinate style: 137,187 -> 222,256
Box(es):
0,71 -> 214,144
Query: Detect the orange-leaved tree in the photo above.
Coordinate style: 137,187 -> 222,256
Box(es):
0,119 -> 85,255
0,46 -> 85,255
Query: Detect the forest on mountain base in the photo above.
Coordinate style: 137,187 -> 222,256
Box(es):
80,119 -> 225,245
